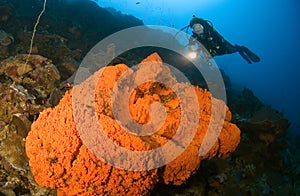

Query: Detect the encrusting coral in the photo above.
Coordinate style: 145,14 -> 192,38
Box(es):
0,29 -> 14,46
25,53 -> 240,195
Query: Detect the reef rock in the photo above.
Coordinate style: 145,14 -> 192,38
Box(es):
0,29 -> 14,46
239,106 -> 289,146
25,53 -> 241,195
0,54 -> 60,100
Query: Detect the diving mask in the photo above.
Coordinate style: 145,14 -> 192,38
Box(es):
192,23 -> 204,35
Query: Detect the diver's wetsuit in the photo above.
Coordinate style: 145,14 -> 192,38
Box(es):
189,17 -> 260,64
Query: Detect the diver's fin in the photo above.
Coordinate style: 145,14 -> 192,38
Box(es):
238,50 -> 252,64
237,46 -> 260,63
243,47 -> 260,62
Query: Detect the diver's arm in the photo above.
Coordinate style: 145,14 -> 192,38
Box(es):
188,35 -> 212,65
188,34 -> 201,54
189,33 -> 198,46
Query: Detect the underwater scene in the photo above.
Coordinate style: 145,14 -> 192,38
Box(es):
0,0 -> 300,195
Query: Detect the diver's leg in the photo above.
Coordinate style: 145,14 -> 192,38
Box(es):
226,42 -> 239,54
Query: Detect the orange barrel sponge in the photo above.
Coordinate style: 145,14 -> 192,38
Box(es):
26,53 -> 241,195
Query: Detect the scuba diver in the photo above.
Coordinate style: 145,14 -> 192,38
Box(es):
188,15 -> 260,64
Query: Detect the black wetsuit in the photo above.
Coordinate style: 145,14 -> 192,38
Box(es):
189,17 -> 260,64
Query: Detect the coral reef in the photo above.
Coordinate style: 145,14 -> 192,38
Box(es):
0,54 -> 60,100
185,95 -> 292,195
0,0 -> 297,195
0,29 -> 14,59
0,1 -> 13,22
0,29 -> 14,46
0,56 -> 59,195
25,53 -> 241,195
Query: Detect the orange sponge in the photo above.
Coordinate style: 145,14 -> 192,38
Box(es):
26,53 -> 240,195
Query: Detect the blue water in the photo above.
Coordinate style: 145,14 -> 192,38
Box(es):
91,0 -> 300,134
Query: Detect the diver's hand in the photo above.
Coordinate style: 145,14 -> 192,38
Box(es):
203,52 -> 212,66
